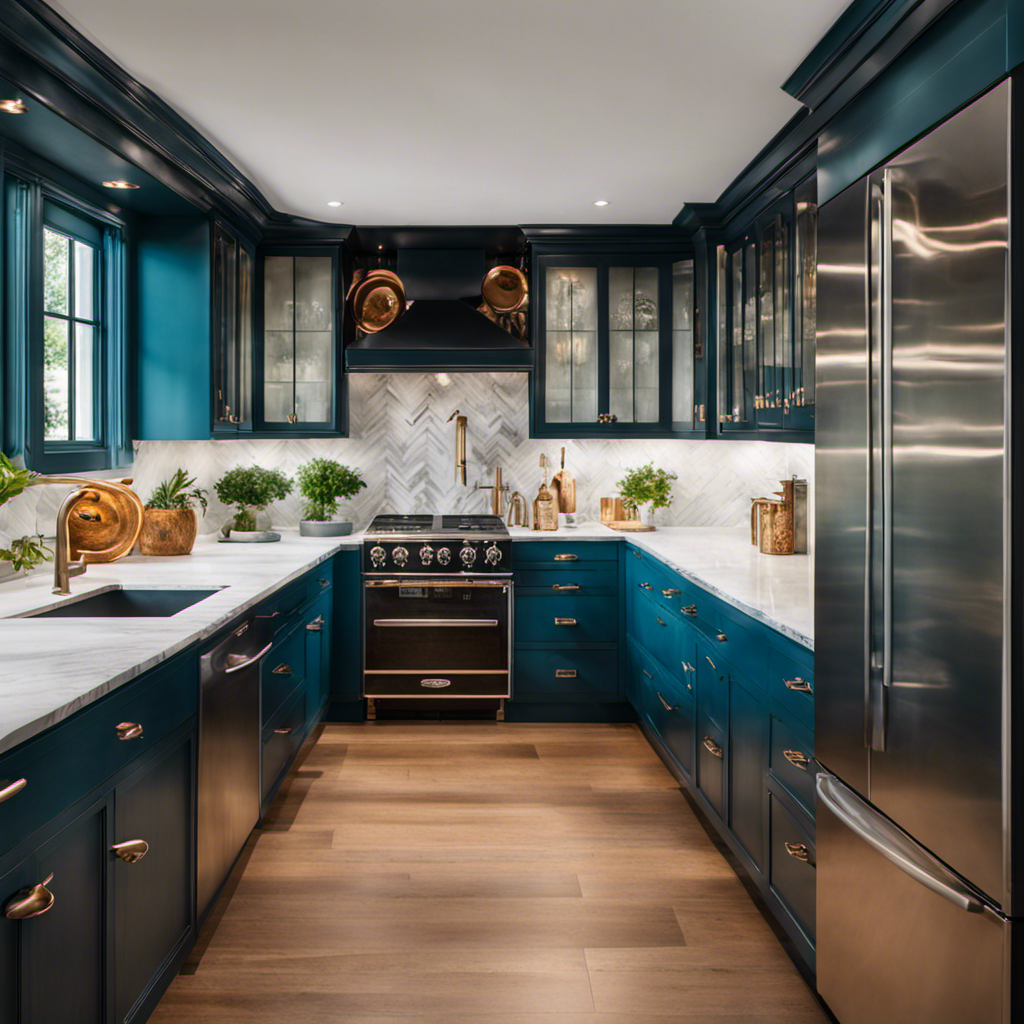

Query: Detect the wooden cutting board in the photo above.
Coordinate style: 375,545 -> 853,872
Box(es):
551,447 -> 576,514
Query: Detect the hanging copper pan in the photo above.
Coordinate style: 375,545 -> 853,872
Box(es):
481,265 -> 528,314
351,269 -> 406,334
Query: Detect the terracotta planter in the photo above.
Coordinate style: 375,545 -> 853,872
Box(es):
139,508 -> 198,556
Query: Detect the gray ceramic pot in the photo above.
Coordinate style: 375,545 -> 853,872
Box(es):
300,520 -> 353,537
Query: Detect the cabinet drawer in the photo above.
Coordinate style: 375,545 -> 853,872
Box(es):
514,594 -> 617,645
634,591 -> 682,674
514,542 -> 619,566
769,716 -> 816,816
305,563 -> 333,603
769,794 -> 816,941
768,646 -> 814,728
696,645 -> 729,732
262,686 -> 305,802
641,655 -> 694,778
0,650 -> 197,859
262,627 -> 306,724
515,565 -> 618,594
514,648 -> 621,703
697,712 -> 726,819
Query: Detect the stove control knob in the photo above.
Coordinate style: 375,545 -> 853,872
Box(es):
392,545 -> 409,567
437,547 -> 451,566
370,545 -> 387,568
484,544 -> 503,566
460,543 -> 477,567
419,544 -> 434,566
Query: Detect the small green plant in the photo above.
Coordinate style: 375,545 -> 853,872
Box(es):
147,468 -> 208,515
0,534 -> 52,574
296,458 -> 366,522
0,453 -> 37,506
617,462 -> 677,512
214,466 -> 293,532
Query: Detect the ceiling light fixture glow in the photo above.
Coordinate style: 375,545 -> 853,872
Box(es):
0,99 -> 28,114
593,199 -> 610,207
102,180 -> 140,189
327,200 -> 343,207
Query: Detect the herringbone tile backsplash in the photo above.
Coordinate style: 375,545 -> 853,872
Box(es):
1,373 -> 814,547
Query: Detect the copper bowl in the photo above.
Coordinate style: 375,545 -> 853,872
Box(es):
351,270 -> 406,334
481,265 -> 528,314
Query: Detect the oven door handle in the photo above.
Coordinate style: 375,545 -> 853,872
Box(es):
372,618 -> 500,628
365,579 -> 509,589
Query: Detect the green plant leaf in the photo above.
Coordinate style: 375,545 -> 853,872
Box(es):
214,466 -> 293,526
0,534 -> 53,573
296,458 -> 366,522
146,467 -> 207,514
616,462 -> 677,512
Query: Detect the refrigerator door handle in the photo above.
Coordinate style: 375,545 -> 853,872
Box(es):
881,167 -> 894,706
816,773 -> 984,914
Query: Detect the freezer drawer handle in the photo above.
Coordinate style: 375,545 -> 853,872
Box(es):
784,842 -> 813,865
554,554 -> 578,562
702,736 -> 724,759
0,778 -> 27,804
815,773 -> 984,913
784,677 -> 813,694
783,750 -> 811,771
656,691 -> 679,712
555,669 -> 577,679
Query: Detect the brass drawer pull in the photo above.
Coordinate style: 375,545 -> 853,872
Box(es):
274,726 -> 294,734
681,604 -> 697,616
554,554 -> 578,562
686,682 -> 693,693
785,841 -> 812,863
631,549 -> 642,559
661,588 -> 681,596
705,655 -> 716,671
272,664 -> 292,675
638,582 -> 653,590
715,632 -> 728,643
783,749 -> 811,771
656,616 -> 667,627
785,677 -> 813,694
554,617 -> 577,626
4,872 -> 55,920
552,584 -> 580,592
681,661 -> 695,673
656,691 -> 679,712
642,669 -> 653,680
306,616 -> 325,631
702,736 -> 724,759
0,778 -> 27,804
319,578 -> 330,588
555,669 -> 578,679
111,839 -> 149,864
115,722 -> 143,741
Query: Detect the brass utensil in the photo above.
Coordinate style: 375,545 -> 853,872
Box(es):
481,265 -> 528,314
351,269 -> 406,334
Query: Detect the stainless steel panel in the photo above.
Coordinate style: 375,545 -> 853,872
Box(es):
814,176 -> 871,795
870,81 -> 1009,903
816,772 -> 1009,1024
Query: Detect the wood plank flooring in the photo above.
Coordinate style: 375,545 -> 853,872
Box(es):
151,722 -> 828,1023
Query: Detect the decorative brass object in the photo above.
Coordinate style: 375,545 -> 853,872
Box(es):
0,778 -> 27,804
480,265 -> 528,314
785,677 -> 813,694
115,722 -> 143,741
750,477 -> 807,556
351,269 -> 406,334
448,409 -> 467,485
702,736 -> 724,759
506,491 -> 528,528
783,749 -> 811,771
111,839 -> 149,864
784,842 -> 812,863
4,873 -> 55,920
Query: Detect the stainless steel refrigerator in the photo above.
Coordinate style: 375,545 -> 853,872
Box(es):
815,77 -> 1021,1024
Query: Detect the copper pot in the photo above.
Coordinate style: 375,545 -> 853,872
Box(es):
481,265 -> 528,314
351,269 -> 406,334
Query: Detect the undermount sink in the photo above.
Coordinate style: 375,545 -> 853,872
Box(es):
16,587 -> 222,619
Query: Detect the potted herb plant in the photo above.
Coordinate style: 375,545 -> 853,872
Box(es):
0,455 -> 52,578
214,465 -> 293,540
617,462 -> 678,527
296,458 -> 366,537
140,468 -> 208,555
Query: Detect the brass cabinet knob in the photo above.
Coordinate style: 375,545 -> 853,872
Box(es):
319,579 -> 330,589
784,677 -> 813,694
272,664 -> 292,675
661,588 -> 681,597
784,841 -> 813,864
639,582 -> 653,590
0,778 -> 27,804
115,722 -> 143,741
4,873 -> 55,919
274,726 -> 293,735
715,633 -> 728,643
306,616 -> 324,631
657,691 -> 679,712
554,617 -> 578,626
702,736 -> 724,759
111,839 -> 149,864
554,669 -> 578,679
552,584 -> 580,592
681,604 -> 697,616
783,749 -> 811,771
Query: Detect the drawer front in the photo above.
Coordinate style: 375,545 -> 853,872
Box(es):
769,716 -> 816,816
642,656 -> 694,778
769,794 -> 816,941
514,541 -> 619,566
262,627 -> 307,724
768,646 -> 814,728
696,711 -> 726,818
305,563 -> 333,604
514,594 -> 617,645
364,671 -> 510,698
0,650 -> 197,858
634,591 -> 682,674
262,686 -> 306,801
696,645 -> 729,732
515,648 -> 621,703
515,565 -> 618,594
626,637 -> 642,709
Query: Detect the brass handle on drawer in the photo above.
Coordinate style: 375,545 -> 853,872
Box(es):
702,736 -> 724,759
306,616 -> 324,631
656,616 -> 667,627
686,682 -> 693,693
4,873 -> 55,919
638,582 -> 653,590
681,661 -> 694,673
554,554 -> 578,562
715,633 -> 728,643
785,677 -> 813,694
662,588 -> 681,596
0,778 -> 27,804
319,579 -> 330,589
111,839 -> 149,864
115,722 -> 143,741
656,691 -> 679,712
704,655 -> 716,671
552,584 -> 580,592
681,604 -> 697,616
554,617 -> 577,626
631,549 -> 642,559
272,664 -> 292,675
642,669 -> 653,680
274,726 -> 294,734
784,842 -> 812,863
555,669 -> 578,679
783,749 -> 811,771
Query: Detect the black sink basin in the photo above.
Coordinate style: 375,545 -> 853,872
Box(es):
23,588 -> 222,618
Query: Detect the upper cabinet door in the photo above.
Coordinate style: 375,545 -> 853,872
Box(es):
256,247 -> 345,435
786,175 -> 816,433
211,222 -> 254,435
717,236 -> 758,432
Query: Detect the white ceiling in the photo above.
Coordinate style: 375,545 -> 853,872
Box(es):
50,0 -> 848,225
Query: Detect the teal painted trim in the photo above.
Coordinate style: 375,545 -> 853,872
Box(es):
135,215 -> 211,440
818,0 -> 1008,204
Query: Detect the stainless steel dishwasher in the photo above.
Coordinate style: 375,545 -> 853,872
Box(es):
197,616 -> 274,918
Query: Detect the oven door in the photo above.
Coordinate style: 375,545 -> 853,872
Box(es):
363,578 -> 511,697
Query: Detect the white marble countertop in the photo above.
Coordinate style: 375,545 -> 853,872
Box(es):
0,532 -> 351,756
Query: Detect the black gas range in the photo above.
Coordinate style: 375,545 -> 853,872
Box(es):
362,513 -> 512,575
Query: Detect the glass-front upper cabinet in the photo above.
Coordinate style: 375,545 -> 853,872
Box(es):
256,247 -> 343,433
211,222 -> 254,434
717,235 -> 757,431
788,174 -> 816,432
533,252 -> 700,438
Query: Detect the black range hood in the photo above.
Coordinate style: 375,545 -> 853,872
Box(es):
344,249 -> 532,372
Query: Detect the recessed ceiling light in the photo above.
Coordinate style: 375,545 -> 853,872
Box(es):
327,200 -> 343,207
0,99 -> 28,114
102,180 -> 140,190
593,199 -> 610,207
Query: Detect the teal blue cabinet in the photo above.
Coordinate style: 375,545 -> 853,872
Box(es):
639,649 -> 695,780
304,589 -> 332,728
729,674 -> 768,876
330,549 -> 363,719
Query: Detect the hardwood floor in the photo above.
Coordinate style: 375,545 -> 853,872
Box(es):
151,723 -> 828,1023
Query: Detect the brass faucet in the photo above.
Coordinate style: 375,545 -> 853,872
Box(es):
447,409 -> 467,485
477,466 -> 510,516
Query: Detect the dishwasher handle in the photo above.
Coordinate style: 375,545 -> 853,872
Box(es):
224,641 -> 273,674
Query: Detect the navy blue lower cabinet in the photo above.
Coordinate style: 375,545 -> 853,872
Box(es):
303,590 -> 332,728
329,549 -> 364,719
640,656 -> 695,779
514,648 -> 621,703
728,675 -> 768,877
768,787 -> 817,967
